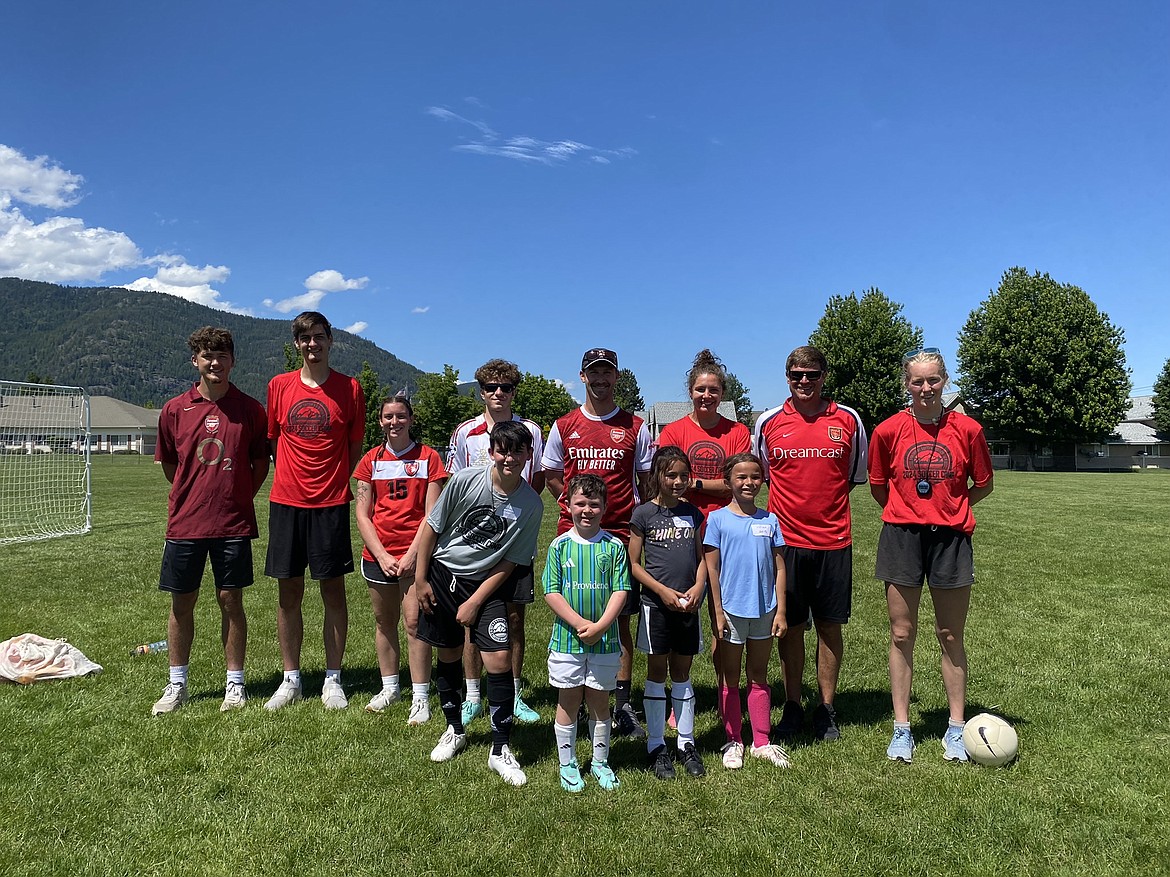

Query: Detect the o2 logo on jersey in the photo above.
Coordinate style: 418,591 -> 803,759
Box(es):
689,440 -> 725,481
288,400 -> 331,438
204,415 -> 220,435
455,505 -> 506,549
196,437 -> 232,470
903,442 -> 954,483
610,428 -> 626,443
827,426 -> 843,443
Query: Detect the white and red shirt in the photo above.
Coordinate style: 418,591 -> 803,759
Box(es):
868,409 -> 992,535
354,442 -> 448,558
446,413 -> 544,485
267,369 -> 365,508
155,383 -> 268,540
657,414 -> 751,520
542,407 -> 652,542
753,399 -> 868,549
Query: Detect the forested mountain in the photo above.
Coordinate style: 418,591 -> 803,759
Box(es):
0,278 -> 424,406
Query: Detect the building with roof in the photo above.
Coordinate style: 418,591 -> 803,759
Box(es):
644,401 -> 739,439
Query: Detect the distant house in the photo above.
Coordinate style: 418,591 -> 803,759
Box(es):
85,396 -> 160,455
644,401 -> 738,440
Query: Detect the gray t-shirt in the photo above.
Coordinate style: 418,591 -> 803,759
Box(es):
629,500 -> 704,609
427,465 -> 543,579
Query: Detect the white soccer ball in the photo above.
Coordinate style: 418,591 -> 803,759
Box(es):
962,713 -> 1018,766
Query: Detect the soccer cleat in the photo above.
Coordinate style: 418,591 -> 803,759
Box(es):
220,681 -> 247,712
264,678 -> 303,711
590,759 -> 620,791
430,725 -> 469,762
943,726 -> 969,762
488,745 -> 527,786
321,679 -> 348,710
559,759 -> 586,792
774,699 -> 805,742
461,699 -> 483,726
513,693 -> 540,724
151,682 -> 188,716
407,697 -> 431,726
613,703 -> 646,739
887,726 -> 915,763
650,744 -> 676,780
721,741 -> 745,770
366,687 -> 401,713
750,743 -> 792,768
812,702 -> 841,742
678,743 -> 706,778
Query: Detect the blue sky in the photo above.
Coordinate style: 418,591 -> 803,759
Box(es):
2,2 -> 1166,409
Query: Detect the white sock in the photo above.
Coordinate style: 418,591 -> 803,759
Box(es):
169,665 -> 188,686
514,677 -> 524,697
226,669 -> 244,686
672,678 -> 697,749
412,682 -> 430,700
324,669 -> 341,684
284,669 -> 302,686
381,674 -> 399,692
465,678 -> 481,703
644,680 -> 668,752
554,722 -> 577,767
592,716 -> 612,765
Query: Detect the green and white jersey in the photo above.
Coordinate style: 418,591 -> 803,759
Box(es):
542,529 -> 630,654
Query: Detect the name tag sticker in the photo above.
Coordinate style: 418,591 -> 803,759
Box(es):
498,505 -> 519,521
751,523 -> 772,537
671,516 -> 691,529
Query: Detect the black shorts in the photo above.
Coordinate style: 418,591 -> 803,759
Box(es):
875,523 -> 974,589
265,502 -> 354,581
635,600 -> 702,656
159,538 -> 253,594
416,559 -> 510,652
499,563 -> 535,605
360,557 -> 402,586
783,545 -> 853,625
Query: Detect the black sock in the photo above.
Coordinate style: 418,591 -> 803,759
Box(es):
486,670 -> 514,755
436,659 -> 465,733
615,678 -> 631,713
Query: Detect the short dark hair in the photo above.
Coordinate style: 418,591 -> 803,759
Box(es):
785,345 -> 827,373
475,359 -> 522,387
488,420 -> 533,454
566,473 -> 607,504
187,327 -> 234,357
722,451 -> 763,482
291,311 -> 332,340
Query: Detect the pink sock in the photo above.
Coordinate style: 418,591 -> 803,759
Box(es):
720,685 -> 742,744
747,682 -> 772,748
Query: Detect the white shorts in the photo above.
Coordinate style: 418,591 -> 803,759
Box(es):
548,650 -> 621,692
722,608 -> 777,645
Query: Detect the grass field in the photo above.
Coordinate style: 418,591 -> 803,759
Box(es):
1,457 -> 1168,876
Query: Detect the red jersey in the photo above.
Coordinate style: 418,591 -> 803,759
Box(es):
753,399 -> 868,549
155,384 -> 268,540
657,414 -> 751,519
267,369 -> 365,508
353,442 -> 448,558
541,407 -> 653,542
868,409 -> 993,535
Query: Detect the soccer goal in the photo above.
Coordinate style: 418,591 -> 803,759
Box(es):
0,381 -> 92,545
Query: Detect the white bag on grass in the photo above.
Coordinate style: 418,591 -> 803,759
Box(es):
0,633 -> 103,683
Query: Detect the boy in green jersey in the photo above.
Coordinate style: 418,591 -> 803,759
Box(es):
542,474 -> 630,792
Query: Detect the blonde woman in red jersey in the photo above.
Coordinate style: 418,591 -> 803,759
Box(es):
354,396 -> 448,721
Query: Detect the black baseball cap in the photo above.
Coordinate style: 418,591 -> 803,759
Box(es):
581,348 -> 619,370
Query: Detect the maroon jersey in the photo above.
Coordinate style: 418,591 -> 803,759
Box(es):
155,384 -> 268,539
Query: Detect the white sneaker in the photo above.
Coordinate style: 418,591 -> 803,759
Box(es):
264,678 -> 303,711
488,745 -> 527,786
151,682 -> 188,716
721,741 -> 745,769
220,681 -> 247,712
430,725 -> 468,762
407,696 -> 431,725
321,679 -> 348,710
366,687 -> 400,713
750,743 -> 792,768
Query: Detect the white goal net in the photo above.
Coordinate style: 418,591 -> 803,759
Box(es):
0,381 -> 92,545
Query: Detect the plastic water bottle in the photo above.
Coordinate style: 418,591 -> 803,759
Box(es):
130,639 -> 168,657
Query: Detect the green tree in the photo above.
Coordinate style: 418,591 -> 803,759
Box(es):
809,287 -> 923,433
1153,358 -> 1170,435
956,267 -> 1130,448
724,371 -> 754,427
410,365 -> 479,450
283,342 -> 302,372
614,368 -> 645,412
356,361 -> 385,451
514,372 -> 577,434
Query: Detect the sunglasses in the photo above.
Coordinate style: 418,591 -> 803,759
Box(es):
902,347 -> 941,364
480,383 -> 515,393
787,370 -> 823,383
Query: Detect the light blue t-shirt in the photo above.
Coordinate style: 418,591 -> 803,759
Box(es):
703,506 -> 785,618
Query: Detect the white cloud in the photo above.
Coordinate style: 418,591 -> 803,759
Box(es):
343,321 -> 368,334
264,269 -> 370,314
123,257 -> 245,312
411,306 -> 429,314
425,107 -> 636,166
262,289 -> 327,314
0,145 -> 84,210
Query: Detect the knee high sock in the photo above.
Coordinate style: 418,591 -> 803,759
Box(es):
592,717 -> 612,765
672,678 -> 696,749
436,659 -> 464,733
614,678 -> 631,713
486,670 -> 514,755
720,685 -> 743,744
554,722 -> 577,767
747,681 -> 772,749
643,680 -> 668,752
